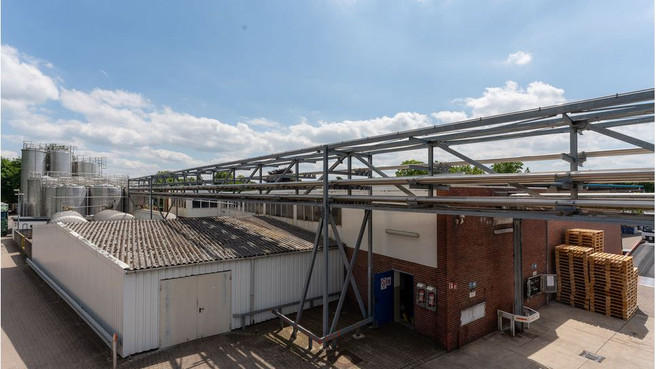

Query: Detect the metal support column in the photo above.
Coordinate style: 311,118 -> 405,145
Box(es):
566,113 -> 580,200
513,218 -> 523,333
428,144 -> 434,197
347,155 -> 352,196
322,146 -> 330,342
367,155 -> 373,319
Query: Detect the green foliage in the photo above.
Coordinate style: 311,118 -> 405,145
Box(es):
214,171 -> 250,184
154,170 -> 199,184
491,162 -> 524,173
449,165 -> 485,175
395,159 -> 428,177
1,157 -> 21,204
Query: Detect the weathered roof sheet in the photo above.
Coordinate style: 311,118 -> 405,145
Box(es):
65,216 -> 328,270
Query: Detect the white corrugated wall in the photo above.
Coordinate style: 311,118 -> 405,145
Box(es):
31,224 -> 125,347
121,248 -> 343,356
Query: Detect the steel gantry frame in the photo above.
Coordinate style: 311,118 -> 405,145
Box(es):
128,89 -> 655,348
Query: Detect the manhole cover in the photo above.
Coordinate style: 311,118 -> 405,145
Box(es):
580,350 -> 605,363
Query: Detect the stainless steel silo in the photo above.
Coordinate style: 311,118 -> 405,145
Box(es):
20,147 -> 47,195
48,147 -> 72,176
42,182 -> 63,218
56,184 -> 87,215
26,177 -> 44,216
72,161 -> 99,177
88,184 -> 122,215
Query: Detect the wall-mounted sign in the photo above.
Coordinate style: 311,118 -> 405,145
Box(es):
380,276 -> 392,290
426,285 -> 437,311
416,283 -> 426,308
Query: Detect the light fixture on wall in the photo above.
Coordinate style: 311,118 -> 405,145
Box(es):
385,229 -> 420,238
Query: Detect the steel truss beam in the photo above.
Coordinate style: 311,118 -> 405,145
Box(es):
127,90 -> 655,350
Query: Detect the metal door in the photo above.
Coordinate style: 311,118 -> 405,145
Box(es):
374,270 -> 394,326
197,271 -> 231,338
159,276 -> 198,348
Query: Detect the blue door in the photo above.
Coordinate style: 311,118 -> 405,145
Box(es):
374,270 -> 394,326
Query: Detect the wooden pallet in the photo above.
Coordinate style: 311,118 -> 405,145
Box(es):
555,245 -> 594,309
588,254 -> 637,320
565,229 -> 604,253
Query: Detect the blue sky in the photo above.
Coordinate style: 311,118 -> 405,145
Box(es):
1,0 -> 654,176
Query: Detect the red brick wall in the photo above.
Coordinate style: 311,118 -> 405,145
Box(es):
344,248 -> 440,339
522,220 -> 549,310
344,186 -> 620,352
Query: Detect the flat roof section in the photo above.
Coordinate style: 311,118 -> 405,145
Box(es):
64,215 -> 328,270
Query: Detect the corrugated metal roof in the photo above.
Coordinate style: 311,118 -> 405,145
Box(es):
65,216 -> 329,270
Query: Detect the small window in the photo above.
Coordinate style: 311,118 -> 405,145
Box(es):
192,200 -> 201,208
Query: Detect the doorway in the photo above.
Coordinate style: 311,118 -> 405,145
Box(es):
394,271 -> 414,326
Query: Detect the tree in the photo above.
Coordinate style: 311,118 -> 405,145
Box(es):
214,171 -> 250,184
1,157 -> 21,204
492,162 -> 524,173
449,165 -> 485,175
395,159 -> 428,177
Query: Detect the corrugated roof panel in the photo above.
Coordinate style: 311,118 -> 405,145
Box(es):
64,216 -> 329,270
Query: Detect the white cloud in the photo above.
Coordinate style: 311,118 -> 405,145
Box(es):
464,81 -> 566,117
1,150 -> 19,159
1,45 -> 59,114
504,51 -> 533,65
2,44 -> 647,176
431,111 -> 468,123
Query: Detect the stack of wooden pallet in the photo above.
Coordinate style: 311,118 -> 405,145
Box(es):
588,252 -> 638,320
555,245 -> 594,310
565,229 -> 604,253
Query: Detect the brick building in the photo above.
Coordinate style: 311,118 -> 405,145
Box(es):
338,186 -> 621,351
244,186 -> 621,351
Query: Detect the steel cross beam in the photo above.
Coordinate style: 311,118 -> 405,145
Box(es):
265,160 -> 296,194
291,217 -> 324,340
587,124 -> 655,151
353,154 -> 416,197
304,155 -> 346,195
329,210 -> 370,334
328,212 -> 368,319
435,143 -> 545,198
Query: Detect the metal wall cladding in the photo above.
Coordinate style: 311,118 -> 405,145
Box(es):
72,161 -> 99,178
26,177 -> 44,216
88,185 -> 122,215
48,149 -> 72,175
122,249 -> 342,356
56,185 -> 87,215
31,224 -> 125,350
42,184 -> 63,218
20,148 -> 47,195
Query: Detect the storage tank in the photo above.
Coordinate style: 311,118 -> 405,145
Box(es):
56,185 -> 87,215
94,209 -> 134,221
88,184 -> 122,215
49,210 -> 87,223
48,146 -> 72,176
26,177 -> 44,216
72,161 -> 99,178
132,209 -> 177,220
42,182 -> 63,218
20,147 -> 47,195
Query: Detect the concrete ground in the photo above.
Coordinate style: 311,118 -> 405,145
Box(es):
2,234 -> 653,368
419,285 -> 654,369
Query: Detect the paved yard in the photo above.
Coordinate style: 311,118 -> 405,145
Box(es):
2,235 -> 653,368
1,237 -> 443,368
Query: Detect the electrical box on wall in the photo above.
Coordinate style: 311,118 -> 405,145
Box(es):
416,283 -> 426,308
526,274 -> 557,298
426,285 -> 437,311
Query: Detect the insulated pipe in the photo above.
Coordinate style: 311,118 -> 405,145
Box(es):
134,168 -> 654,191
